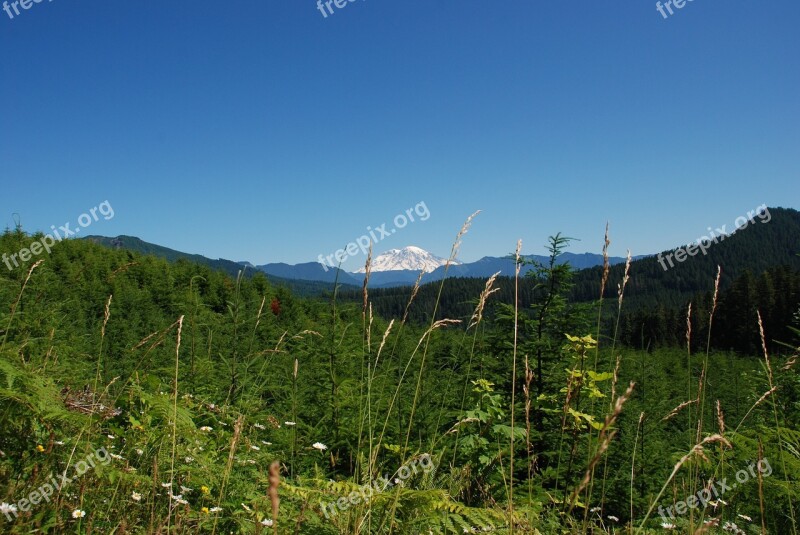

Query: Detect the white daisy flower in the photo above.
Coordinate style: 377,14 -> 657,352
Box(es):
312,442 -> 328,451
72,509 -> 86,519
608,515 -> 619,522
131,492 -> 142,502
180,485 -> 192,493
660,523 -> 676,530
161,482 -> 172,488
250,445 -> 260,451
135,448 -> 144,455
284,421 -> 296,426
261,518 -> 274,526
254,423 -> 266,430
200,426 -> 213,432
738,514 -> 753,522
210,506 -> 223,513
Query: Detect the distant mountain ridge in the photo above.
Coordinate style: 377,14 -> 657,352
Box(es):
84,207 -> 799,299
84,235 -> 636,290
253,261 -> 361,286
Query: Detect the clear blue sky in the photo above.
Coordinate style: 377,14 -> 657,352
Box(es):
1,0 -> 798,271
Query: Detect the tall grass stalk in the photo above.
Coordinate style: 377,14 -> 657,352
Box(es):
509,239 -> 522,533
595,250 -> 631,513
630,412 -> 645,534
758,438 -> 767,534
757,310 -> 797,534
241,294 -> 266,390
692,266 -> 720,531
166,315 -> 185,533
580,224 -> 610,530
357,243 -> 372,485
328,257 -> 344,455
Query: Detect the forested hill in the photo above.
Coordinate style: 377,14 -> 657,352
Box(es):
83,234 -> 355,297
0,227 -> 325,368
572,206 -> 800,306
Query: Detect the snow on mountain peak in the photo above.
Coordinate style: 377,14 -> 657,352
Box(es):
354,246 -> 454,273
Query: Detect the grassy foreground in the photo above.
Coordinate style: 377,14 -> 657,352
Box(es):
0,224 -> 798,534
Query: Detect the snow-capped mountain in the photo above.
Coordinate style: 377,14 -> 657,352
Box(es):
354,246 -> 454,273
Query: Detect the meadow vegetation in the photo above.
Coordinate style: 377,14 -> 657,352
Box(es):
0,218 -> 798,534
